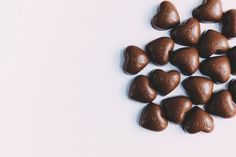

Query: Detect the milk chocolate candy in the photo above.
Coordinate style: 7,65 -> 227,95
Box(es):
200,56 -> 231,83
229,79 -> 236,103
228,47 -> 236,75
151,1 -> 180,30
182,106 -> 214,134
171,47 -> 200,75
170,18 -> 200,46
139,103 -> 168,131
198,30 -> 229,58
123,46 -> 149,74
150,69 -> 180,95
193,0 -> 223,22
161,96 -> 192,124
146,37 -> 174,65
222,9 -> 236,38
129,75 -> 157,103
183,76 -> 214,104
205,90 -> 236,118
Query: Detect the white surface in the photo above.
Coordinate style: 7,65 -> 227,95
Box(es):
0,0 -> 236,157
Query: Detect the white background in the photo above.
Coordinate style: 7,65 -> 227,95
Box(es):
0,0 -> 236,157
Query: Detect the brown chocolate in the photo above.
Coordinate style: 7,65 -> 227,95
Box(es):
198,29 -> 229,58
193,0 -> 223,22
139,103 -> 168,131
183,76 -> 214,104
123,46 -> 149,74
205,90 -> 236,118
129,75 -> 157,103
171,47 -> 200,75
229,79 -> 236,103
228,47 -> 236,75
182,106 -> 214,134
170,18 -> 200,46
150,69 -> 180,95
151,1 -> 180,30
200,56 -> 231,83
146,37 -> 174,65
161,96 -> 192,124
222,9 -> 236,38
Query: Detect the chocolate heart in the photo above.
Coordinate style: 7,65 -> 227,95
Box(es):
198,29 -> 229,58
193,0 -> 223,22
183,76 -> 214,104
171,47 -> 200,75
139,103 -> 168,131
170,18 -> 200,46
150,69 -> 180,95
205,90 -> 236,118
228,47 -> 236,75
229,79 -> 236,103
146,37 -> 174,65
129,75 -> 157,103
151,1 -> 180,30
182,106 -> 214,134
161,96 -> 192,124
222,9 -> 236,38
123,46 -> 149,74
200,56 -> 231,83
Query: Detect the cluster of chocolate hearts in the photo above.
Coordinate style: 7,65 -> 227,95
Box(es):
123,0 -> 236,134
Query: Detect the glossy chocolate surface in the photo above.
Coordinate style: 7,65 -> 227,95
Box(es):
129,75 -> 157,103
198,29 -> 229,58
182,106 -> 214,134
200,56 -> 231,83
123,46 -> 149,74
146,37 -> 174,65
150,69 -> 180,95
193,0 -> 223,22
183,76 -> 214,104
205,90 -> 236,118
151,1 -> 180,30
139,103 -> 168,131
171,47 -> 200,75
162,96 -> 192,124
222,9 -> 236,38
170,18 -> 200,46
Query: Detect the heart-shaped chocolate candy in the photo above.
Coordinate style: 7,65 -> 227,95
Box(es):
193,0 -> 223,22
183,76 -> 214,104
129,75 -> 157,103
170,18 -> 200,46
151,1 -> 180,30
182,106 -> 214,134
161,96 -> 192,124
222,9 -> 236,38
205,90 -> 236,118
146,37 -> 174,65
139,103 -> 168,131
200,56 -> 231,83
150,69 -> 180,95
198,29 -> 229,58
123,46 -> 149,74
171,47 -> 200,75
228,47 -> 236,75
229,79 -> 236,103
